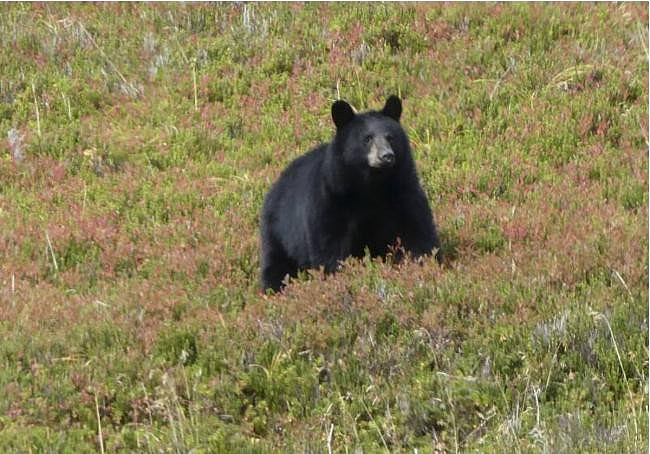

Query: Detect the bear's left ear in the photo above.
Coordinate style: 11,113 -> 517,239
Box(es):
332,100 -> 355,129
382,95 -> 402,122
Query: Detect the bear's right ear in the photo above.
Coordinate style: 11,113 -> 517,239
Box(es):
331,100 -> 355,129
382,95 -> 402,122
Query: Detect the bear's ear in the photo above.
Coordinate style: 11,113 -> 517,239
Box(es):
382,95 -> 402,122
332,100 -> 355,129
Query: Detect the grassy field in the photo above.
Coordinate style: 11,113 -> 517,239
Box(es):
0,3 -> 648,452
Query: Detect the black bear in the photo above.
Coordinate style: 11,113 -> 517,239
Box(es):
260,95 -> 440,292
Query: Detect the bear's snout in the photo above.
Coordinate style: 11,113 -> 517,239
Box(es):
368,137 -> 396,169
378,148 -> 395,165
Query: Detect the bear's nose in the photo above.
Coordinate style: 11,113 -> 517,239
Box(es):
379,149 -> 395,165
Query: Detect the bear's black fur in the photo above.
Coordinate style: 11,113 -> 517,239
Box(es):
260,95 -> 440,292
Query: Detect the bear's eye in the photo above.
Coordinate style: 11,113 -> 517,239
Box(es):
363,135 -> 372,145
386,134 -> 394,143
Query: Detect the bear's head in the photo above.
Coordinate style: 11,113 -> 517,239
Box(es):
331,96 -> 413,182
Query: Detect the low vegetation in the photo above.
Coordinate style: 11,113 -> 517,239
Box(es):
0,3 -> 647,452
